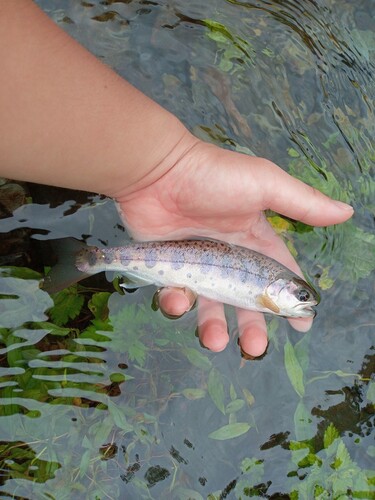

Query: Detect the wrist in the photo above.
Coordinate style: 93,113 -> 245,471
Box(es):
107,122 -> 200,202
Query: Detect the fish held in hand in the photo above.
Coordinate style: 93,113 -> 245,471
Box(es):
43,239 -> 320,318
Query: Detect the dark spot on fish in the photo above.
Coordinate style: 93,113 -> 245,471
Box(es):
171,259 -> 184,270
87,250 -> 97,266
144,248 -> 157,269
103,249 -> 115,264
200,251 -> 214,274
238,260 -> 252,283
120,251 -> 132,266
219,253 -> 233,278
186,273 -> 192,279
239,269 -> 249,283
133,266 -> 138,271
158,270 -> 164,276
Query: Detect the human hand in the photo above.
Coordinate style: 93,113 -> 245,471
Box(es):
113,138 -> 353,357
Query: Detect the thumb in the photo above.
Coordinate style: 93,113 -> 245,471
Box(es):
257,159 -> 354,226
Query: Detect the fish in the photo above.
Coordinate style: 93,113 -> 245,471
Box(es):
43,238 -> 320,318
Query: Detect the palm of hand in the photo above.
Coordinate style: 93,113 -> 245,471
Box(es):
119,144 -> 280,250
116,143 -> 311,356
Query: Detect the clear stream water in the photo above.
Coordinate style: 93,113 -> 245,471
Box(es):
0,1 -> 374,498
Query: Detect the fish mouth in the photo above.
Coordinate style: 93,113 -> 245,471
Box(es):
292,302 -> 318,318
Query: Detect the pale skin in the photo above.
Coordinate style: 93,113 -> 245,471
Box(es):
0,2 -> 353,356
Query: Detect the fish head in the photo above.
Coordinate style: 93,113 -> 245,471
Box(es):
264,274 -> 320,318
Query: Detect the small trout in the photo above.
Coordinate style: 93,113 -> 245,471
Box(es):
44,239 -> 319,318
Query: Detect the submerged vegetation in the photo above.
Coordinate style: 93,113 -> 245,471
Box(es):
0,258 -> 374,498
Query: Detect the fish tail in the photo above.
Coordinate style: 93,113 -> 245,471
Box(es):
42,238 -> 93,293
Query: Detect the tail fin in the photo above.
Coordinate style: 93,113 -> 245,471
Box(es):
42,238 -> 92,294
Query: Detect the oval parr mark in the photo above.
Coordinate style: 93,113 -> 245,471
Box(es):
87,250 -> 98,267
144,248 -> 158,269
171,259 -> 184,271
200,252 -> 215,274
103,249 -> 116,264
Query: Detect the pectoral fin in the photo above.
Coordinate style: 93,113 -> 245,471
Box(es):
119,273 -> 154,290
256,294 -> 280,314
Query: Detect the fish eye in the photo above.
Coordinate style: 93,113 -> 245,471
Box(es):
296,288 -> 310,302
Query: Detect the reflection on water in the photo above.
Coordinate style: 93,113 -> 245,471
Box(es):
0,0 -> 374,498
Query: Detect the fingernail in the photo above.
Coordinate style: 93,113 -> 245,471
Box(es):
332,200 -> 354,212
